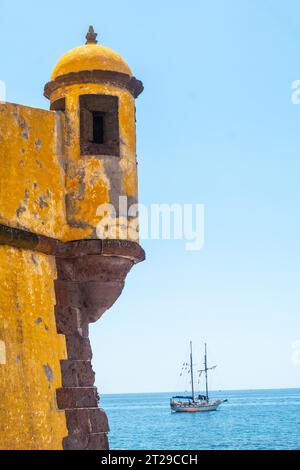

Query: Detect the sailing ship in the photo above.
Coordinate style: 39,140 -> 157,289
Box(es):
170,342 -> 227,412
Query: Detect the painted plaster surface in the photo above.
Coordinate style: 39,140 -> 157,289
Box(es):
0,89 -> 138,242
0,246 -> 67,449
0,103 -> 66,239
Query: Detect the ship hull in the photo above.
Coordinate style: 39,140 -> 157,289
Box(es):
170,400 -> 223,413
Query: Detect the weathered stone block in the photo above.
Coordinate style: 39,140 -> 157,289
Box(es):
56,387 -> 99,410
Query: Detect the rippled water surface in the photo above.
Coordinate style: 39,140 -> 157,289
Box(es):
101,389 -> 300,450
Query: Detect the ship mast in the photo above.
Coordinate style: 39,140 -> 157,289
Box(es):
190,341 -> 195,402
198,343 -> 217,402
204,343 -> 209,401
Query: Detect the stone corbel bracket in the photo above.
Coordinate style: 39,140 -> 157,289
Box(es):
0,224 -> 145,450
55,239 -> 144,450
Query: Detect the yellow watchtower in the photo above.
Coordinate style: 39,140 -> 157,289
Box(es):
45,26 -> 143,241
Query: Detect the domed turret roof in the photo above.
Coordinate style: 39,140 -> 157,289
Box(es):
51,26 -> 132,80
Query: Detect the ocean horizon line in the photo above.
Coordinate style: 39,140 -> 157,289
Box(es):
101,387 -> 300,396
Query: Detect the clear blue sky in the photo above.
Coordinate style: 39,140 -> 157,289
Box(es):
1,0 -> 300,392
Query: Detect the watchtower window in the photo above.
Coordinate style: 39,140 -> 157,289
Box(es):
80,95 -> 120,156
92,112 -> 104,144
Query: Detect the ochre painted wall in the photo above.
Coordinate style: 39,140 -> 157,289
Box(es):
0,94 -> 139,243
0,246 -> 67,450
0,103 -> 66,239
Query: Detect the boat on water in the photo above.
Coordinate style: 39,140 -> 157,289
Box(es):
170,342 -> 227,413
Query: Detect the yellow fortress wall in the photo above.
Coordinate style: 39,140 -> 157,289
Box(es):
0,103 -> 68,449
0,103 -> 66,239
0,247 -> 67,450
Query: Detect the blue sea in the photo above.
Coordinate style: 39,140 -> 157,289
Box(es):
101,389 -> 300,450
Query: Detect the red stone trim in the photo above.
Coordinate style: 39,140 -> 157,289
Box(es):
0,223 -> 59,254
63,407 -> 109,450
60,360 -> 95,387
44,70 -> 144,99
0,224 -> 145,263
56,387 -> 99,409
